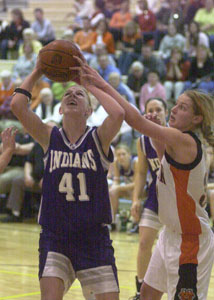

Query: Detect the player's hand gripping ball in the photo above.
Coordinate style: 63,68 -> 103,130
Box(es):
39,40 -> 85,82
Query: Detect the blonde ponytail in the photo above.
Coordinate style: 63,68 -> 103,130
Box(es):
184,90 -> 214,146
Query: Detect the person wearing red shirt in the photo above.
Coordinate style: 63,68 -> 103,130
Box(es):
134,0 -> 156,44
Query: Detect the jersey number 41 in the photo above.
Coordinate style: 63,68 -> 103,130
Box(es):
59,172 -> 89,201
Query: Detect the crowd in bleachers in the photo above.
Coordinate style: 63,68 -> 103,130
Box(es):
0,0 -> 214,226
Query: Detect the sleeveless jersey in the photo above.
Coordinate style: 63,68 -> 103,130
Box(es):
116,156 -> 137,184
157,131 -> 210,235
38,126 -> 113,235
141,135 -> 160,213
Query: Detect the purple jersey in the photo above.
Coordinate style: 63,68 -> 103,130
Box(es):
140,135 -> 160,213
38,126 -> 113,235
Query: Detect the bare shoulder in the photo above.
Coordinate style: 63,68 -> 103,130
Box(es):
166,131 -> 200,164
40,123 -> 55,153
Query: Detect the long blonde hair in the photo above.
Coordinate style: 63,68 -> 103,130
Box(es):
184,90 -> 214,146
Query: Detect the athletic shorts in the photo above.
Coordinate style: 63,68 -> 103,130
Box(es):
39,226 -> 119,299
144,226 -> 214,300
139,208 -> 162,231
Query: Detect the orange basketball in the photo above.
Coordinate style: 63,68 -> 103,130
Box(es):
39,40 -> 85,83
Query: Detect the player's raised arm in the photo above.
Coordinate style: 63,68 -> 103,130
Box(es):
71,57 -> 193,156
71,57 -> 125,155
10,62 -> 53,152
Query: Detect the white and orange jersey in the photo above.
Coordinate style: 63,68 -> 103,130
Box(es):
157,131 -> 210,236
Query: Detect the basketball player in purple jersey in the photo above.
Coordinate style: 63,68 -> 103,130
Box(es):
130,98 -> 167,300
10,57 -> 125,299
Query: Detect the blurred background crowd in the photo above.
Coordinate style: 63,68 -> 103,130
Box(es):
0,0 -> 213,231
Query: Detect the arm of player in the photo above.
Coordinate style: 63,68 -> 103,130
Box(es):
14,142 -> 35,156
97,76 -> 199,161
10,64 -> 53,153
70,58 -> 125,156
0,128 -> 17,173
24,161 -> 35,188
90,85 -> 125,155
71,57 -> 195,160
131,139 -> 148,222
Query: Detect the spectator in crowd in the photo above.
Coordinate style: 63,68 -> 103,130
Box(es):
51,81 -> 76,101
91,18 -> 115,55
117,20 -> 143,75
153,0 -> 184,50
97,54 -> 121,81
30,77 -> 50,110
104,0 -> 124,17
164,47 -> 190,103
194,0 -> 214,51
31,8 -> 55,45
140,44 -> 166,80
185,20 -> 210,58
0,8 -> 30,59
109,72 -> 136,104
108,72 -> 136,106
139,70 -> 166,113
18,28 -> 42,57
86,94 -> 108,127
34,88 -> 62,124
2,141 -> 44,223
158,22 -> 186,60
135,0 -> 163,14
12,41 -> 37,81
0,19 -> 8,43
66,0 -> 95,31
73,17 -> 95,61
134,0 -> 156,44
61,28 -> 74,43
109,144 -> 137,230
109,0 -> 132,42
90,0 -> 109,20
183,44 -> 214,93
0,70 -> 15,106
89,43 -> 116,70
0,128 -> 34,222
127,61 -> 148,109
0,78 -> 22,132
183,0 -> 205,24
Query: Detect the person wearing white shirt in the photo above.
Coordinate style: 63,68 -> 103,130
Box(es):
31,8 -> 55,45
34,88 -> 62,124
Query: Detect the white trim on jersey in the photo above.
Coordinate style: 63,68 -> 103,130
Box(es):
59,126 -> 93,150
37,195 -> 43,223
140,135 -> 146,155
92,129 -> 112,172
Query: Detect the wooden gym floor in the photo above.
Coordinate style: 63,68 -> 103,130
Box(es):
0,223 -> 214,300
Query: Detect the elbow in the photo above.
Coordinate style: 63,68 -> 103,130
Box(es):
10,98 -> 18,114
117,108 -> 125,123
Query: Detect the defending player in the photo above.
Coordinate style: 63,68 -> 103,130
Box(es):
130,98 -> 167,300
10,58 -> 125,299
75,59 -> 214,300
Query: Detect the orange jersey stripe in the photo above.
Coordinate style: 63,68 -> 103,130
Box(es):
170,165 -> 201,265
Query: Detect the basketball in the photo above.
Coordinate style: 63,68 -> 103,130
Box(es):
39,40 -> 85,82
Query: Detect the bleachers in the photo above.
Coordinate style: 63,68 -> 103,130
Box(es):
4,0 -> 138,39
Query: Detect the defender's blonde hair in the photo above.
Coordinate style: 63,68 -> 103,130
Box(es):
184,90 -> 214,146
